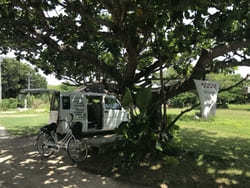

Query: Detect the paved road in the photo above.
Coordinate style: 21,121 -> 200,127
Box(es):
0,132 -> 147,188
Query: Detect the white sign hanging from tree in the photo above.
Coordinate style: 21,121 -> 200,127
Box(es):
194,80 -> 220,119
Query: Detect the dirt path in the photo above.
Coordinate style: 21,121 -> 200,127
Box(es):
0,126 -> 10,139
0,135 -> 146,188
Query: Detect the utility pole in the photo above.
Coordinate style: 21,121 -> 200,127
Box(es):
28,72 -> 31,90
25,72 -> 32,109
0,56 -> 2,103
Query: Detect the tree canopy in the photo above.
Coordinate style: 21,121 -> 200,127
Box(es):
0,0 -> 249,97
1,0 -> 250,155
1,58 -> 47,98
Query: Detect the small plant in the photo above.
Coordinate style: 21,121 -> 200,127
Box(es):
0,98 -> 18,111
117,88 -> 181,168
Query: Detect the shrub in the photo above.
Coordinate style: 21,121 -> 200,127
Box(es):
0,94 -> 50,111
116,88 -> 181,169
170,92 -> 198,108
27,95 -> 35,108
0,98 -> 18,111
31,98 -> 44,109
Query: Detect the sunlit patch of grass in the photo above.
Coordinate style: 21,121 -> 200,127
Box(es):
215,177 -> 238,185
0,112 -> 49,136
229,104 -> 250,111
207,167 -> 216,175
0,108 -> 49,115
246,172 -> 250,177
168,106 -> 250,139
218,169 -> 243,176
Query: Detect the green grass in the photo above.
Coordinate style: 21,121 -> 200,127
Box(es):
166,105 -> 250,187
0,110 -> 49,136
172,107 -> 250,138
228,103 -> 250,111
168,106 -> 250,162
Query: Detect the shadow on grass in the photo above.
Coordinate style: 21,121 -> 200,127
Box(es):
77,129 -> 250,188
5,124 -> 44,136
179,128 -> 250,187
169,113 -> 216,124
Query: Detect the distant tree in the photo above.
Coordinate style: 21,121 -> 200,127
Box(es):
1,58 -> 47,98
207,73 -> 246,105
48,83 -> 77,92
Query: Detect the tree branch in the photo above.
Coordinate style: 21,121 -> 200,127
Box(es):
214,58 -> 250,70
166,103 -> 200,133
220,74 -> 250,93
211,40 -> 250,58
134,57 -> 168,82
164,49 -> 211,100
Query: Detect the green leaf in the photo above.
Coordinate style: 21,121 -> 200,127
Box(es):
122,88 -> 133,108
155,141 -> 163,152
135,88 -> 152,113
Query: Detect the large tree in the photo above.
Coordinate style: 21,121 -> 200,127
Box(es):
1,58 -> 47,98
0,0 -> 249,94
0,1 -> 250,145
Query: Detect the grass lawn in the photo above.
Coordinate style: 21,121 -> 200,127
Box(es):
0,110 -> 49,136
165,106 -> 250,187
